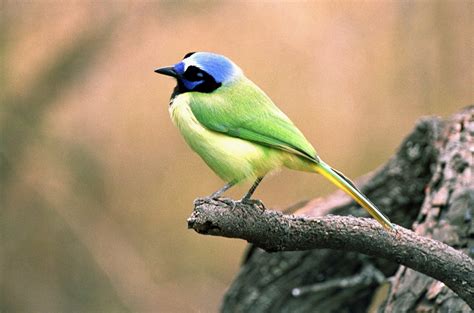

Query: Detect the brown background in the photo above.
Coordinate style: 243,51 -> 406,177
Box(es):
2,1 -> 472,312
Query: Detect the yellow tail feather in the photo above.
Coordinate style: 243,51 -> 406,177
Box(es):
314,161 -> 394,230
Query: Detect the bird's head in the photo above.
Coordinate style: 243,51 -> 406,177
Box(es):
155,52 -> 243,94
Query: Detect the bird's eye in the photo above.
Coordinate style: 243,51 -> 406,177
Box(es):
184,66 -> 206,81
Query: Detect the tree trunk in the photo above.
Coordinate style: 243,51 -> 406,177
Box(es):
190,106 -> 473,312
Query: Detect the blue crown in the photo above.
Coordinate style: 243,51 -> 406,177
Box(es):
179,52 -> 242,84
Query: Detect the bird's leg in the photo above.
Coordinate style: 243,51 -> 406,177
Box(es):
240,176 -> 264,206
210,181 -> 236,199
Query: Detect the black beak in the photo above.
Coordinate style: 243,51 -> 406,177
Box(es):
154,66 -> 178,78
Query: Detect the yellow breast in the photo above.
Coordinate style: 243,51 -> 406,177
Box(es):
169,94 -> 284,182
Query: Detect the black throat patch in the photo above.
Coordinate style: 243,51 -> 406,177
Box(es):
171,65 -> 222,100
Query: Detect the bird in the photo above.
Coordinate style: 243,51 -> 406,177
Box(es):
155,52 -> 394,230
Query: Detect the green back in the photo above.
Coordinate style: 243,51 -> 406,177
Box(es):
188,77 -> 318,162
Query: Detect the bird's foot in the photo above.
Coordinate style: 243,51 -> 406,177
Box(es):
204,195 -> 265,210
205,196 -> 238,209
220,198 -> 238,209
238,197 -> 265,209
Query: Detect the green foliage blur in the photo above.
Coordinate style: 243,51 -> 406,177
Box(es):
1,2 -> 472,312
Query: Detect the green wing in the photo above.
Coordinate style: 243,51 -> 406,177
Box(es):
188,78 -> 318,162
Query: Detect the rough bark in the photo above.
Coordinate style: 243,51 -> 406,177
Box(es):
189,199 -> 473,306
383,107 -> 474,312
188,106 -> 473,312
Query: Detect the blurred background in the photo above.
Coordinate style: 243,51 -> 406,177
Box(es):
1,1 -> 472,312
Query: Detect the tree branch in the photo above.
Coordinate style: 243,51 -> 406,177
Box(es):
291,264 -> 385,297
211,107 -> 472,312
188,198 -> 474,307
185,106 -> 472,311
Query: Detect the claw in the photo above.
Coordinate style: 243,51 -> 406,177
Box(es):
206,195 -> 264,210
238,198 -> 265,209
220,198 -> 237,209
